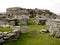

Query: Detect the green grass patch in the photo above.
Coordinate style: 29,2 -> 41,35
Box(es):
0,27 -> 12,32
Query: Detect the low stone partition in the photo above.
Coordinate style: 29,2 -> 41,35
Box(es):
46,19 -> 60,38
21,26 -> 28,33
0,26 -> 20,44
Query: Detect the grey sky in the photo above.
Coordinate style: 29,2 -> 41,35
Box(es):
0,0 -> 60,14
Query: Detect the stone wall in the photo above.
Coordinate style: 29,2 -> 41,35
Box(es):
0,25 -> 29,44
6,7 -> 57,18
6,15 -> 29,25
0,26 -> 20,44
36,15 -> 47,25
6,7 -> 29,17
0,14 -> 30,26
46,19 -> 60,38
0,7 -> 57,26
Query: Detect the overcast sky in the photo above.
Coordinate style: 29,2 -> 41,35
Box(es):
0,0 -> 60,14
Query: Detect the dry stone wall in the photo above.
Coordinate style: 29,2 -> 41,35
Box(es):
0,25 -> 29,44
36,15 -> 47,25
0,7 -> 57,26
6,7 -> 57,18
46,19 -> 60,38
0,26 -> 20,44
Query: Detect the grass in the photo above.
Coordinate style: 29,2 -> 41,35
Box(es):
0,27 -> 12,32
2,18 -> 60,45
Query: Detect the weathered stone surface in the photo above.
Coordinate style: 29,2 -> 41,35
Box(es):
49,30 -> 58,37
46,19 -> 52,28
19,15 -> 29,25
6,7 -> 57,18
46,19 -> 60,38
0,7 -> 57,26
36,15 -> 47,25
27,8 -> 57,18
55,31 -> 60,38
0,35 -> 3,38
0,26 -> 20,44
3,32 -> 8,36
3,37 -> 9,40
40,29 -> 48,33
5,15 -> 29,26
7,33 -> 16,37
6,7 -> 29,16
12,39 -> 18,41
0,38 -> 5,44
21,26 -> 28,33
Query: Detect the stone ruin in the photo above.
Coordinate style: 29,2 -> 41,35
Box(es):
46,19 -> 60,38
35,8 -> 57,25
6,15 -> 29,25
27,8 -> 57,18
0,25 -> 29,44
0,7 -> 30,26
0,7 -> 57,26
0,14 -> 29,26
6,7 -> 57,18
0,7 -> 58,37
6,7 -> 29,15
36,15 -> 47,25
0,7 -> 59,44
0,26 -> 20,44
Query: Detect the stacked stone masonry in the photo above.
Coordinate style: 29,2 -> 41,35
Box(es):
0,26 -> 20,44
46,19 -> 60,38
0,7 -> 57,26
